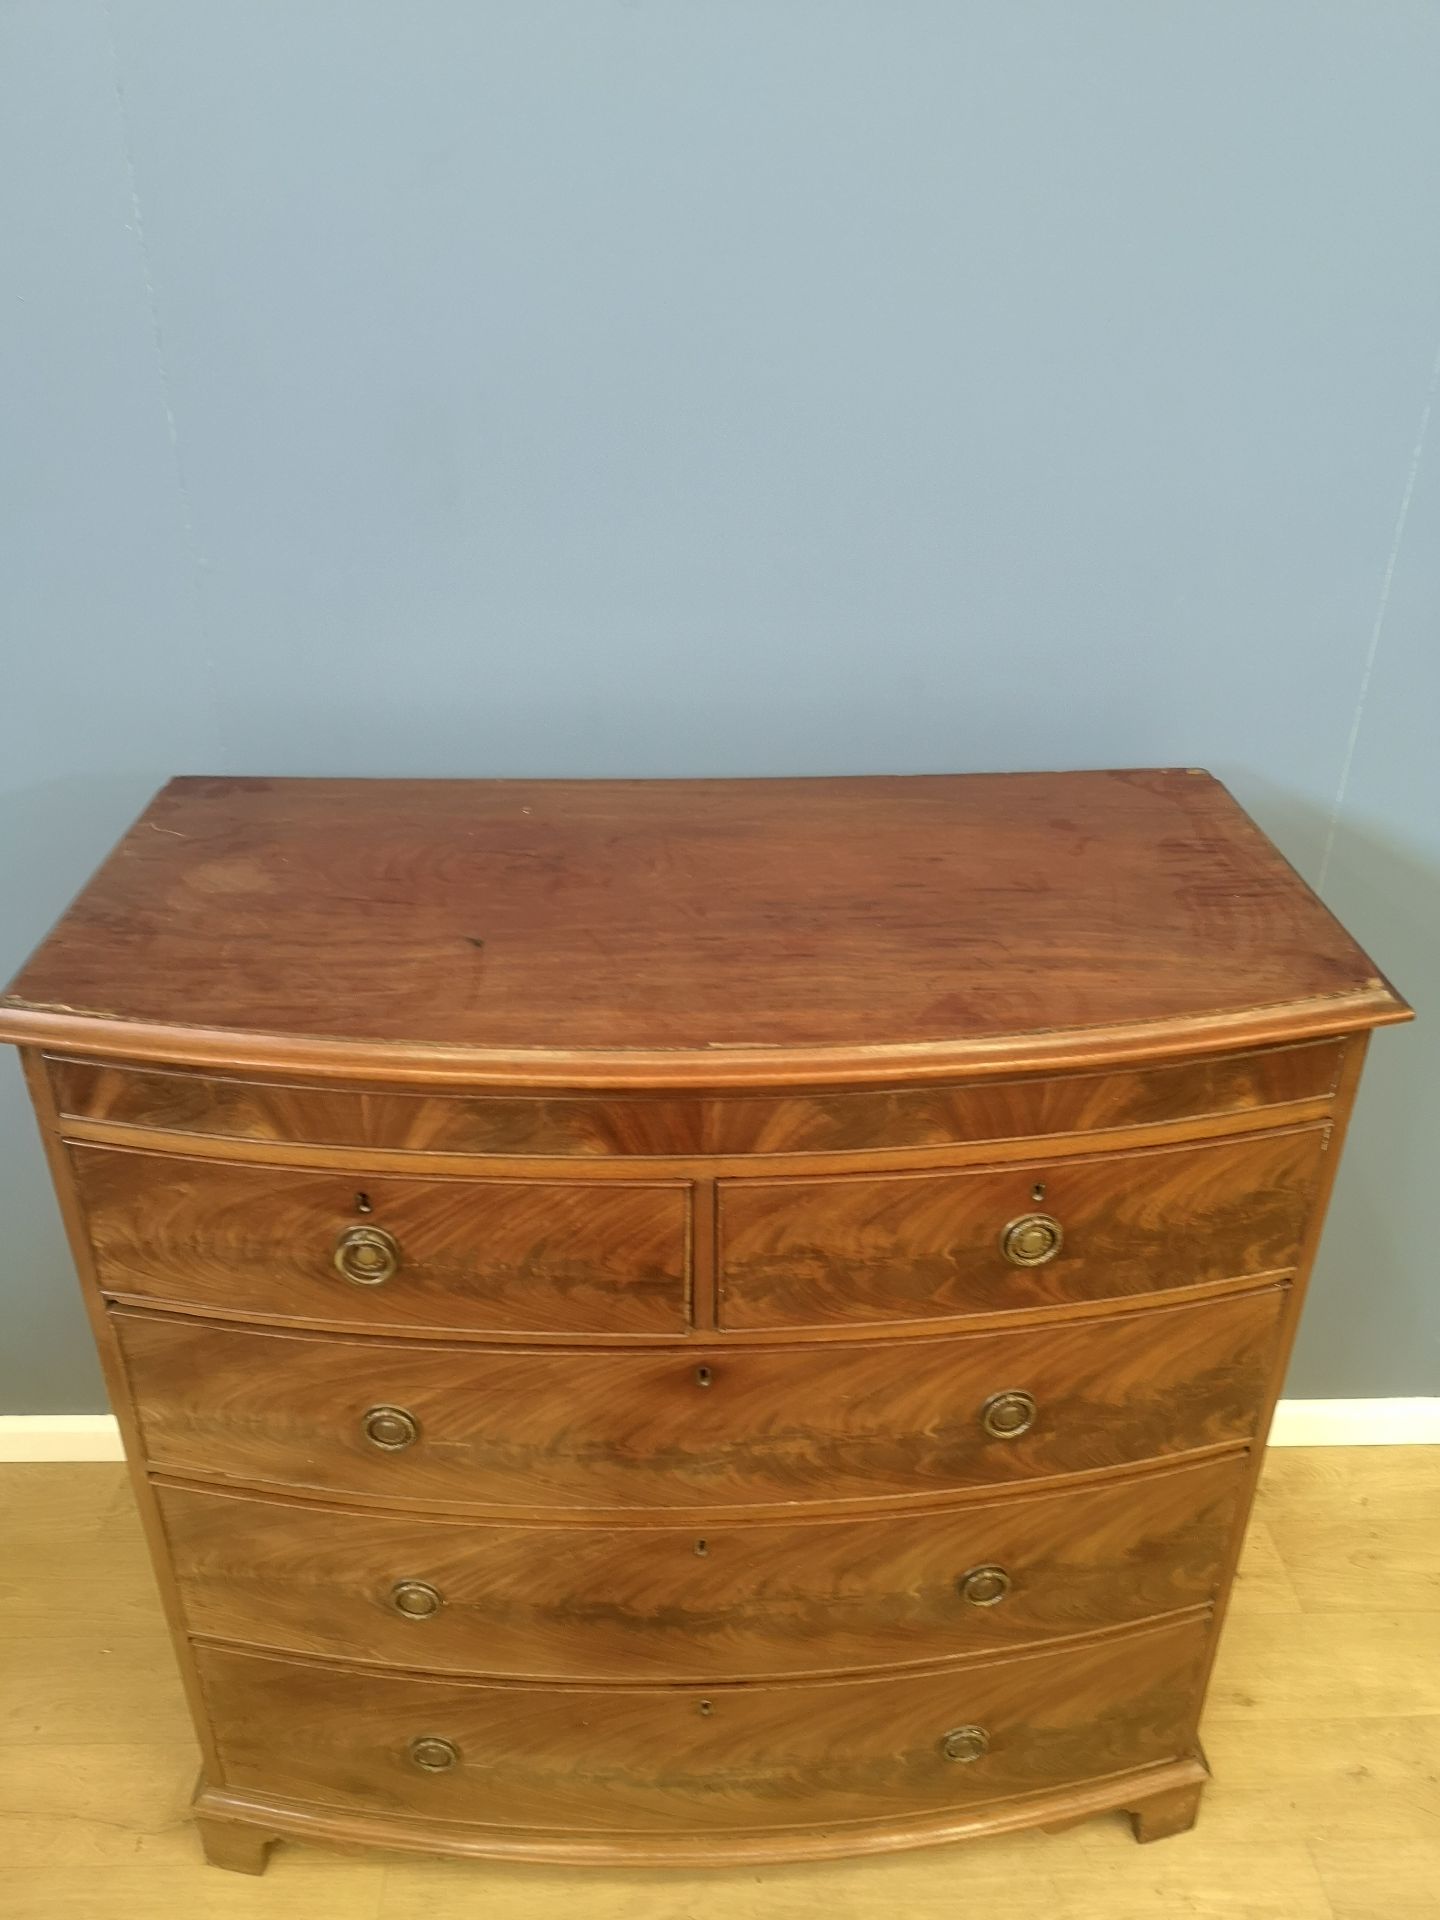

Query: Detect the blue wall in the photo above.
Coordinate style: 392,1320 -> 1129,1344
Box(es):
3,1 -> 1437,1408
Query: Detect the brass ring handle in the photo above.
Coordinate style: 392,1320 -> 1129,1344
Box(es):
408,1735 -> 459,1772
391,1580 -> 443,1619
363,1405 -> 419,1451
334,1224 -> 401,1286
981,1389 -> 1037,1440
941,1724 -> 990,1764
958,1564 -> 1011,1608
1001,1212 -> 1063,1266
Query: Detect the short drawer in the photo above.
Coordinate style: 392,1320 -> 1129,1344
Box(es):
160,1454 -> 1241,1679
195,1615 -> 1208,1832
718,1127 -> 1325,1329
116,1288 -> 1283,1512
71,1146 -> 690,1336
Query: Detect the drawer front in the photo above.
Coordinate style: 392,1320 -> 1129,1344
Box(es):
160,1455 -> 1241,1679
117,1289 -> 1282,1512
51,1041 -> 1342,1157
718,1128 -> 1325,1330
196,1616 -> 1208,1832
72,1146 -> 690,1336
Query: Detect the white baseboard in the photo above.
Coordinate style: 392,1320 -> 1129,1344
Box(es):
0,1414 -> 127,1461
1265,1398 -> 1440,1447
1,1400 -> 1438,1462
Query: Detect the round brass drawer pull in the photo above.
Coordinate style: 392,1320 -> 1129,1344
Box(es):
981,1389 -> 1037,1440
391,1580 -> 443,1619
408,1735 -> 459,1772
941,1724 -> 990,1764
334,1224 -> 401,1286
958,1564 -> 1011,1607
363,1405 -> 419,1451
1001,1212 -> 1063,1266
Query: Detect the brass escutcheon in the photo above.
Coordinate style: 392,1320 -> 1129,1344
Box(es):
334,1224 -> 401,1286
1001,1212 -> 1063,1267
941,1724 -> 990,1764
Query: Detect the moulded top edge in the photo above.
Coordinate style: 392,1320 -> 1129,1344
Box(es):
0,982 -> 1411,1092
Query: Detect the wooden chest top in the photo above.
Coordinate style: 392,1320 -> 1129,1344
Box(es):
0,769 -> 1407,1085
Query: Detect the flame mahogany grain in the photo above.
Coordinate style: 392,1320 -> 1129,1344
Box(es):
113,1289 -> 1284,1512
158,1453 -> 1243,1680
52,1039 -> 1343,1156
71,1145 -> 692,1336
716,1128 -> 1325,1329
195,1616 -> 1211,1834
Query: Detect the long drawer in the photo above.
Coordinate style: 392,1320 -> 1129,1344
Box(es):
195,1615 -> 1209,1832
717,1128 -> 1325,1329
116,1289 -> 1283,1512
52,1040 -> 1343,1156
72,1146 -> 691,1336
160,1454 -> 1241,1679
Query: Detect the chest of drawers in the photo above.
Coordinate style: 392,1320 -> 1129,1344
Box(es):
0,769 -> 1408,1873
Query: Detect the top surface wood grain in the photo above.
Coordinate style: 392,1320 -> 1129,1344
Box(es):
0,771 -> 1408,1085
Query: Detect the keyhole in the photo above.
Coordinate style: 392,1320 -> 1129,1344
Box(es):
1031,1182 -> 1046,1204
694,1539 -> 709,1556
355,1192 -> 373,1214
695,1366 -> 713,1388
698,1700 -> 714,1716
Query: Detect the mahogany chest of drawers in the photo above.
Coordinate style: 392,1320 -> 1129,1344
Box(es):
0,770 -> 1409,1872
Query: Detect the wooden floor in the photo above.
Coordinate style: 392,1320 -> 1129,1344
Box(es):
0,1450 -> 1436,1920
